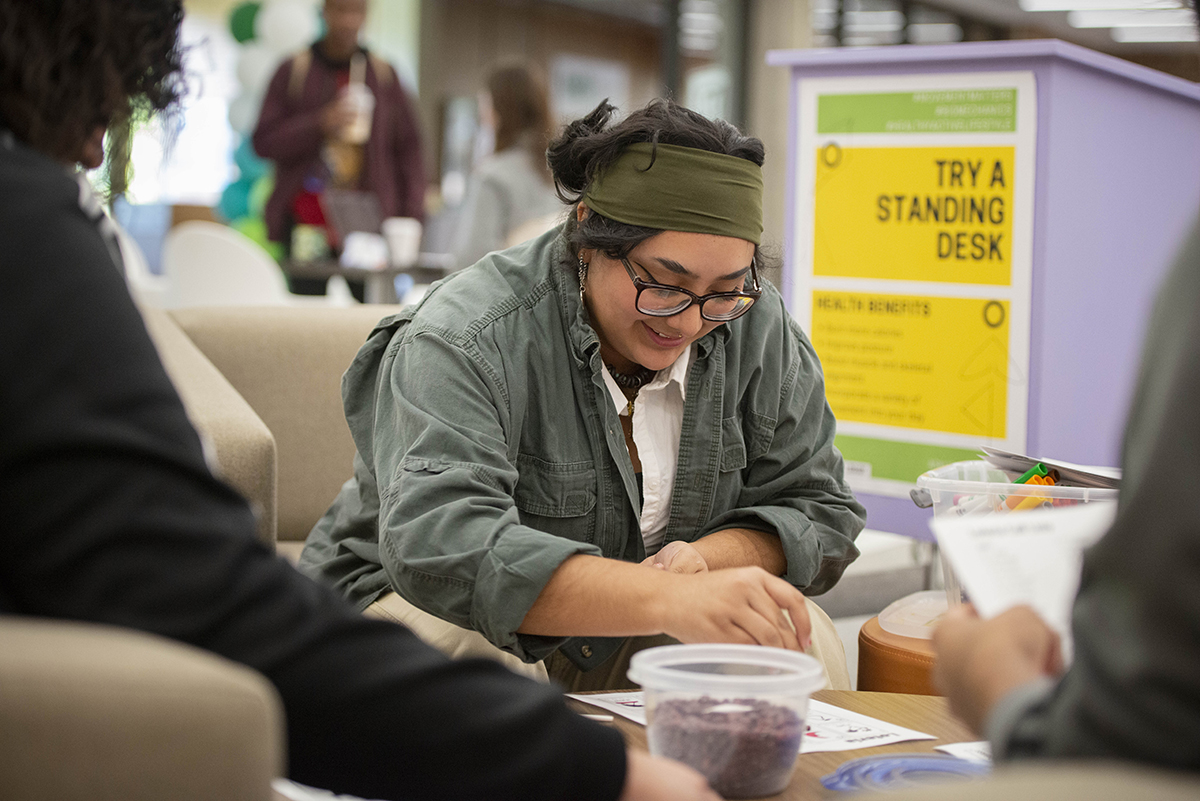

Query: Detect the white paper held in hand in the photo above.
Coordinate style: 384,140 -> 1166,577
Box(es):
930,501 -> 1117,663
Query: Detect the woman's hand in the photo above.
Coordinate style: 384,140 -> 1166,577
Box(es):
655,567 -> 811,651
641,541 -> 708,574
620,749 -> 720,801
932,604 -> 1064,734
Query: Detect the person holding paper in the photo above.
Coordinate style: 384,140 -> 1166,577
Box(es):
933,211 -> 1200,768
299,98 -> 866,691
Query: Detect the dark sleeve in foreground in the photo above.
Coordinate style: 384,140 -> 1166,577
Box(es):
993,218 -> 1200,769
0,144 -> 625,801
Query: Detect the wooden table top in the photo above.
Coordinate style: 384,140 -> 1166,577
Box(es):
567,689 -> 977,800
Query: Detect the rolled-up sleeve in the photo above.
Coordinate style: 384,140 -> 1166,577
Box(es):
701,318 -> 866,595
373,331 -> 603,662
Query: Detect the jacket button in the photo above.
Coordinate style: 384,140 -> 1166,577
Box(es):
581,645 -> 593,658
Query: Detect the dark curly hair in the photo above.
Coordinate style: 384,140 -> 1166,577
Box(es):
546,99 -> 767,262
0,0 -> 185,164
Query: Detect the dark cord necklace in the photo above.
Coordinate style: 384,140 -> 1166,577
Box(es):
606,363 -> 656,389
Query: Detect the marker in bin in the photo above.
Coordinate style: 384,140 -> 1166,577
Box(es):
949,494 -> 994,517
1005,464 -> 1059,511
949,464 -> 1050,516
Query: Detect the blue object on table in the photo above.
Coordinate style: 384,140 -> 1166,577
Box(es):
821,753 -> 990,792
394,273 -> 415,301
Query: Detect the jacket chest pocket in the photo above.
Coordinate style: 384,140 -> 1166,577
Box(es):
720,415 -> 748,472
513,455 -> 598,544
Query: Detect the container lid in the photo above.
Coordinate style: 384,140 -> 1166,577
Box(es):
627,644 -> 825,696
878,591 -> 948,640
916,460 -> 1119,502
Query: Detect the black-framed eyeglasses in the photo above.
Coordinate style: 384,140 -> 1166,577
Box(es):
621,257 -> 762,322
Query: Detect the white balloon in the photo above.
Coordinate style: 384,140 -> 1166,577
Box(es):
256,0 -> 321,55
228,92 -> 264,136
236,43 -> 281,96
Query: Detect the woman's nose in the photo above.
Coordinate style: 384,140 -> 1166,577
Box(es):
665,303 -> 704,337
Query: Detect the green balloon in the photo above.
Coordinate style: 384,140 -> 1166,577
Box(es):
232,216 -> 283,262
229,3 -> 261,44
248,174 -> 274,217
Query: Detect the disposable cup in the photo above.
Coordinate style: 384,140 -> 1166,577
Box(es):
382,217 -> 423,268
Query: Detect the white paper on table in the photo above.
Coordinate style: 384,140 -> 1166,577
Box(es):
567,691 -> 647,725
935,740 -> 992,763
931,501 -> 1117,663
568,693 -> 935,753
800,699 -> 935,753
273,779 -> 382,801
339,231 -> 388,270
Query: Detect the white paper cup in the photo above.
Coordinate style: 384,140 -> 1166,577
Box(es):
382,217 -> 423,267
341,84 -> 374,144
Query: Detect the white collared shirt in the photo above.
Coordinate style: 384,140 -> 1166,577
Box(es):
600,344 -> 696,554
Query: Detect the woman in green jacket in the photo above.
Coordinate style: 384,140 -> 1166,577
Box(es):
300,99 -> 866,690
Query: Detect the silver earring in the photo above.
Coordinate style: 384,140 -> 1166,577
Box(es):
577,255 -> 588,301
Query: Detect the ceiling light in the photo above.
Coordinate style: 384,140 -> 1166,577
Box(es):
1111,24 -> 1200,40
1067,8 -> 1196,26
1020,0 -> 1181,11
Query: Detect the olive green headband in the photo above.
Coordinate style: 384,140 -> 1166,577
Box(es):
583,142 -> 764,245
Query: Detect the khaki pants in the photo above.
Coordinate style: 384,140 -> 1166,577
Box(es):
365,591 -> 852,691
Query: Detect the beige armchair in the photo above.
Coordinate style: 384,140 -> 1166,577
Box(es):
167,304 -> 403,560
0,616 -> 283,801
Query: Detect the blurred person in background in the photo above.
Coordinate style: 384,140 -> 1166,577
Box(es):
451,61 -> 562,270
0,1 -> 719,799
253,0 -> 425,298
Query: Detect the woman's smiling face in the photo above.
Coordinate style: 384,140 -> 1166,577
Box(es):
580,223 -> 757,374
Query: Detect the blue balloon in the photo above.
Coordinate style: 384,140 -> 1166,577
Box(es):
218,180 -> 251,223
234,137 -> 269,183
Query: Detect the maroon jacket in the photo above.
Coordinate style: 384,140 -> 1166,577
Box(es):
252,44 -> 425,244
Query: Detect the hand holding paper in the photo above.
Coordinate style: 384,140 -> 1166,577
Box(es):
930,501 -> 1116,662
931,604 -> 1063,734
929,501 -> 1116,733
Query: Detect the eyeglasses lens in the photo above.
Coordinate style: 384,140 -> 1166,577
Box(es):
637,287 -> 692,316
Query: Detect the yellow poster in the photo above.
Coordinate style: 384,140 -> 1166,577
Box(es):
811,291 -> 1011,438
814,146 -> 1015,286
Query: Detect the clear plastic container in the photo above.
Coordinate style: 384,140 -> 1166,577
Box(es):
917,460 -> 1118,607
627,644 -> 824,799
877,590 -> 948,640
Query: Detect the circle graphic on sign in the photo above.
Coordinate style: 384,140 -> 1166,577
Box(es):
983,300 -> 1006,328
821,142 -> 842,169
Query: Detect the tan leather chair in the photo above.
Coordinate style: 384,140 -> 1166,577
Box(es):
143,304 -> 277,544
170,305 -> 403,561
857,615 -> 938,695
0,616 -> 282,801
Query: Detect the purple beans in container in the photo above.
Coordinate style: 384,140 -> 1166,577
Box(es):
649,696 -> 804,797
628,645 -> 825,799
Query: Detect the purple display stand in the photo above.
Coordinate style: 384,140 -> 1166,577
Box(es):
768,41 -> 1200,539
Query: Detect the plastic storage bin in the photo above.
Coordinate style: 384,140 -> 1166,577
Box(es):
917,460 -> 1118,606
627,644 -> 824,799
